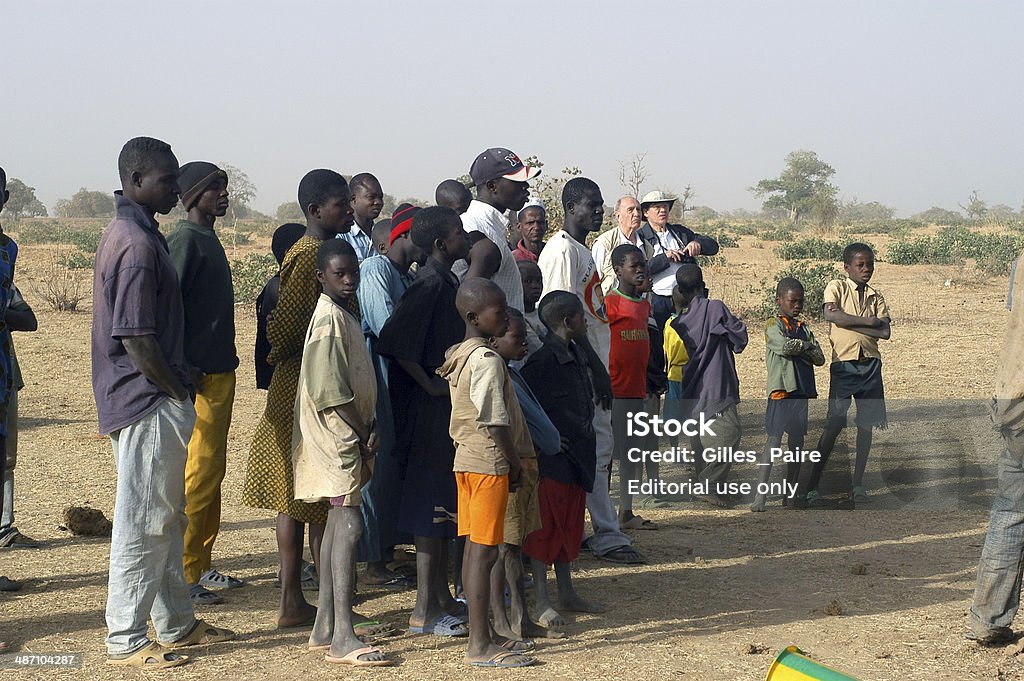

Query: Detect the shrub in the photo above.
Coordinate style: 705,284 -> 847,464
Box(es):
705,230 -> 739,249
752,261 -> 839,321
759,226 -> 795,241
31,247 -> 88,311
885,226 -> 1024,275
12,221 -> 102,252
232,253 -> 277,304
58,250 -> 95,270
776,237 -> 853,262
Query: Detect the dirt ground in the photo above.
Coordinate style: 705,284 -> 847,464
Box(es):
1,231 -> 1022,680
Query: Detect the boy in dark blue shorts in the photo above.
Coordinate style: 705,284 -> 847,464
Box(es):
751,278 -> 824,512
806,243 -> 891,505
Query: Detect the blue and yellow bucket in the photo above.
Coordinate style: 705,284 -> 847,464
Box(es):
764,646 -> 860,680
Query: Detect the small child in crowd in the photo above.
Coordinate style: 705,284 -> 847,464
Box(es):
490,309 -> 564,642
522,291 -> 604,629
605,244 -> 657,529
254,223 -> 307,390
672,264 -> 748,508
439,278 -> 536,668
517,259 -> 545,357
750,277 -> 825,512
806,243 -> 891,505
295,239 -> 391,667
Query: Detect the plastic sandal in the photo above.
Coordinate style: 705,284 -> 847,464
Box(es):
107,642 -> 189,668
199,569 -> 245,589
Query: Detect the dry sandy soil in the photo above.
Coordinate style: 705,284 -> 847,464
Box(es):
1,230 -> 1021,680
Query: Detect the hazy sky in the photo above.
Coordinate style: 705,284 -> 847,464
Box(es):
4,0 -> 1022,217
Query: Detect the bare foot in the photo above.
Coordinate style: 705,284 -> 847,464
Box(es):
277,603 -> 317,628
749,495 -> 767,513
559,594 -> 605,614
536,606 -> 567,628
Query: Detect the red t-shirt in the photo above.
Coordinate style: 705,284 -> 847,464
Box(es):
606,289 -> 650,399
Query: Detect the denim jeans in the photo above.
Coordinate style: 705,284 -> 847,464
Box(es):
971,433 -> 1024,637
1,389 -> 17,530
105,396 -> 197,655
586,404 -> 633,556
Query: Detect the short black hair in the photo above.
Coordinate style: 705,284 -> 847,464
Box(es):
562,177 -> 600,210
0,166 -> 6,190
517,205 -> 545,222
316,237 -> 357,270
507,307 -> 525,321
271,222 -> 307,265
435,179 -> 472,210
611,243 -> 644,269
298,169 -> 348,218
411,205 -> 460,253
456,277 -> 505,319
675,263 -> 704,294
349,172 -> 381,195
370,219 -> 393,248
118,136 -> 174,184
775,277 -> 804,297
843,242 -> 875,265
538,290 -> 583,333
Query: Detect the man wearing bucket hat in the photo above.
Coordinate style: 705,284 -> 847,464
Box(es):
166,161 -> 244,606
457,148 -> 540,312
636,190 -> 719,331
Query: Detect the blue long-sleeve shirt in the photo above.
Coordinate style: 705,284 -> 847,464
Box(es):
509,366 -> 561,456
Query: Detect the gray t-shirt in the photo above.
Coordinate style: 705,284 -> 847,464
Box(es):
91,193 -> 191,434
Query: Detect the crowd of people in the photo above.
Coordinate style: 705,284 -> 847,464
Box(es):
0,140 -> 904,668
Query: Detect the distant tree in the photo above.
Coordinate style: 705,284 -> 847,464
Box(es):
810,185 -> 840,232
689,205 -> 719,222
911,206 -> 964,225
276,201 -> 304,221
959,190 -> 988,219
665,184 -> 696,223
2,178 -> 47,219
54,188 -> 115,218
751,150 -> 837,224
219,163 -> 257,224
988,204 -> 1017,222
839,199 -> 896,223
522,155 -> 583,235
617,152 -> 648,198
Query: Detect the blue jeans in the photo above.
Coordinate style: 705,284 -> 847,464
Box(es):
106,397 -> 197,655
971,435 -> 1024,637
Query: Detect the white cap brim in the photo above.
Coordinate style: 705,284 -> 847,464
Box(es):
503,166 -> 542,182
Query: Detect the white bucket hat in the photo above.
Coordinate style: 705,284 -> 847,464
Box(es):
640,190 -> 676,211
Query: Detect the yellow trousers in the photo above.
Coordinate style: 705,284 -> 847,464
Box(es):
183,371 -> 236,584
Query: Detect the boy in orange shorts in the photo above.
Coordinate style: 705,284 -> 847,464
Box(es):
438,278 -> 535,669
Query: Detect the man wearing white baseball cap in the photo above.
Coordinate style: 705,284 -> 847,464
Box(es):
456,148 -> 540,312
636,190 -> 719,330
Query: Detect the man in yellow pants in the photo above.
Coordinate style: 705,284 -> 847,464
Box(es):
167,162 -> 242,605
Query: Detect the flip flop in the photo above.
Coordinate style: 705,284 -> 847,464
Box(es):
597,546 -> 647,565
620,515 -> 659,530
353,620 -> 397,639
161,620 -> 236,648
324,645 -> 393,667
499,638 -> 536,652
0,576 -> 22,592
107,641 -> 189,669
189,584 -> 225,605
363,574 -> 415,589
469,651 -> 536,668
409,614 -> 469,637
0,529 -> 40,549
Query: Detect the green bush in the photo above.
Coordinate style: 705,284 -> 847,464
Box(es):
776,237 -> 850,262
58,251 -> 95,270
706,230 -> 739,249
232,253 -> 277,304
13,221 -> 102,252
753,261 -> 840,321
885,226 -> 1024,274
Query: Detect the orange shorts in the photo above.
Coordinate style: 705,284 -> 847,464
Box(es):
455,471 -> 509,547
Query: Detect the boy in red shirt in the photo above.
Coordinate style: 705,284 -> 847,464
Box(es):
606,244 -> 656,529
